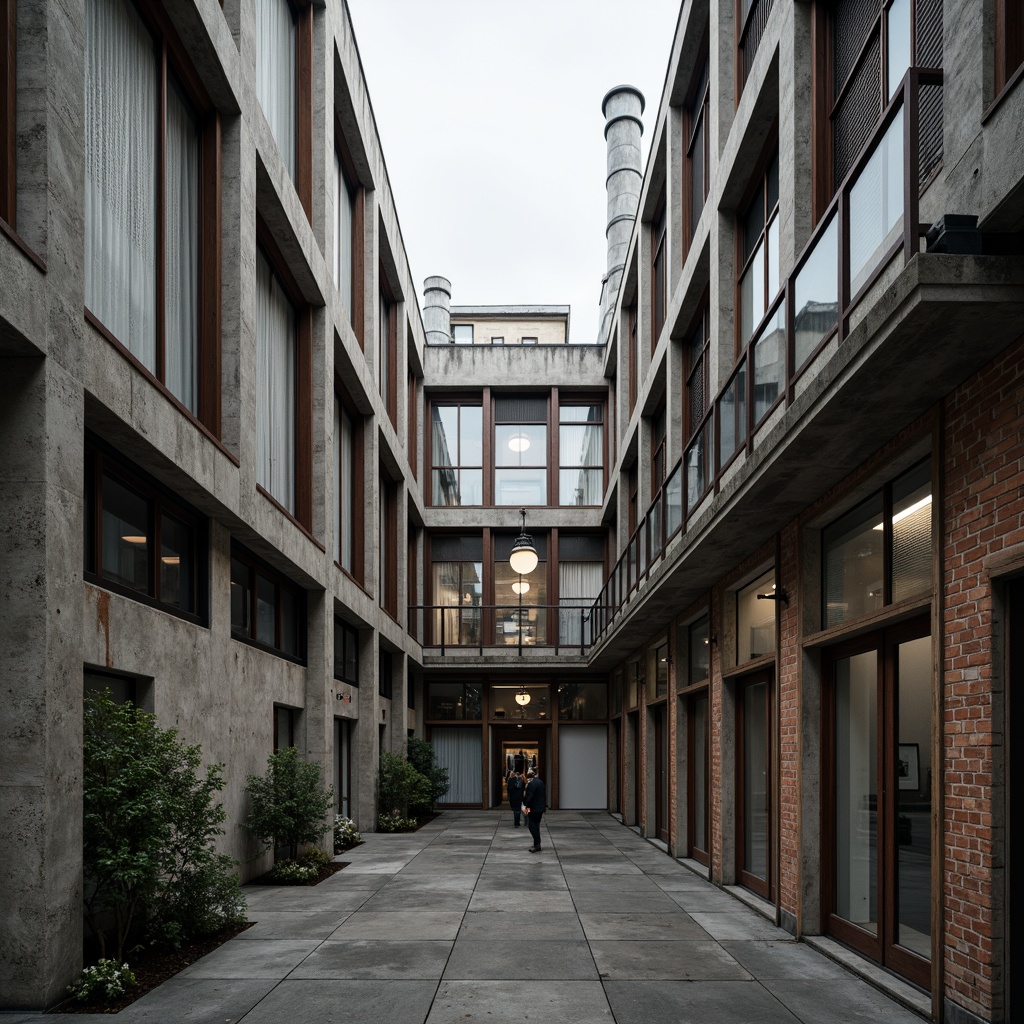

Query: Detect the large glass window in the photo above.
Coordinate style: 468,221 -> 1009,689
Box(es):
651,200 -> 667,350
558,404 -> 603,506
230,544 -> 304,661
557,682 -> 608,721
333,618 -> 359,685
737,570 -> 777,662
494,395 -> 547,506
255,0 -> 296,179
823,459 -> 932,628
431,402 -> 482,506
686,51 -> 710,243
378,279 -> 396,424
495,534 -> 547,646
256,250 -> 296,513
738,149 -> 780,347
333,394 -> 361,577
427,683 -> 481,720
689,615 -> 710,684
333,146 -> 356,323
558,535 -> 604,647
85,0 -> 216,423
490,684 -> 550,721
649,640 -> 669,700
85,440 -> 203,619
430,536 -> 483,647
996,1 -> 1024,94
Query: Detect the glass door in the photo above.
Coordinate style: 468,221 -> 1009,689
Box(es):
825,618 -> 932,989
736,672 -> 772,898
689,692 -> 710,865
654,705 -> 669,841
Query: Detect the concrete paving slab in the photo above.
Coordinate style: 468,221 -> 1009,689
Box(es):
665,888 -> 753,912
177,939 -> 319,980
721,939 -> 854,980
688,910 -> 793,941
234,911 -> 353,940
320,870 -> 394,888
233,979 -> 438,1024
578,911 -> 709,941
380,873 -> 477,892
604,979 -> 801,1023
559,873 -> 661,891
443,939 -> 599,980
119,977 -> 276,1022
359,889 -> 471,912
468,889 -> 576,912
589,939 -> 751,981
290,938 -> 452,980
652,874 -> 717,891
762,977 -> 929,1023
570,890 -> 678,913
331,910 -> 464,940
472,875 -> 568,891
457,910 -> 584,940
253,889 -> 373,912
426,980 -> 613,1023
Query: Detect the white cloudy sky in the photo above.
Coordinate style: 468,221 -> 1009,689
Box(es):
345,0 -> 682,344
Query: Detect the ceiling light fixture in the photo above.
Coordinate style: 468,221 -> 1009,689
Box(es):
515,688 -> 532,706
509,508 -> 539,576
511,580 -> 530,595
507,432 -> 531,453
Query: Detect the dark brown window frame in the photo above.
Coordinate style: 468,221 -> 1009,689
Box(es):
427,395 -> 484,507
378,647 -> 393,699
334,384 -> 365,584
994,0 -> 1024,103
685,299 -> 711,441
684,38 -> 710,251
1,0 -> 15,228
407,361 -> 418,478
650,402 -> 667,497
273,704 -> 298,751
687,688 -> 711,865
379,467 -> 399,618
378,268 -> 397,426
493,391 -> 550,508
333,616 -> 359,685
334,124 -> 364,341
83,0 -> 222,436
737,0 -> 775,98
735,669 -> 774,900
557,396 -> 606,508
627,300 -> 638,414
230,540 -> 306,663
85,436 -> 207,625
651,198 -> 667,354
256,219 -> 313,531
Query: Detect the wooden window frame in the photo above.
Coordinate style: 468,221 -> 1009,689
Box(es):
230,541 -> 306,663
273,704 -> 297,751
427,396 -> 484,507
735,140 -> 780,357
407,364 -> 418,477
378,647 -> 393,699
735,670 -> 774,900
256,221 -> 313,531
378,270 -> 397,426
627,301 -> 638,414
84,436 -> 206,624
83,0 -> 222,435
687,688 -> 711,865
684,40 -> 710,251
995,0 -> 1024,101
333,616 -> 359,686
684,300 -> 711,442
379,469 -> 398,618
557,397 -> 606,508
334,126 -> 363,340
493,393 -> 550,508
651,198 -> 667,354
651,402 -> 667,497
0,0 -> 15,227
334,386 -> 365,583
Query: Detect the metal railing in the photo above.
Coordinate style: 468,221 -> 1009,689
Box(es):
590,68 -> 942,646
408,603 -> 607,657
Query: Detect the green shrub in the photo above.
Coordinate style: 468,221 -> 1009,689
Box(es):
82,691 -> 246,961
67,959 -> 137,1003
268,859 -> 320,884
406,738 -> 449,815
377,813 -> 419,833
244,746 -> 334,861
333,815 -> 361,853
299,847 -> 330,870
377,751 -> 432,826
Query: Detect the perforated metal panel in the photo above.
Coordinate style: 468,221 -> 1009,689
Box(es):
916,0 -> 943,187
494,395 -> 548,422
833,34 -> 882,191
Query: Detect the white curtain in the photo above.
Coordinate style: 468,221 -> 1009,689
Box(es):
255,0 -> 296,181
85,0 -> 158,370
559,561 -> 603,646
165,80 -> 200,413
432,727 -> 482,804
256,253 -> 295,512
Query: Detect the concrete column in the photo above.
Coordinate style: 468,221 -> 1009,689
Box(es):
0,359 -> 85,1009
422,275 -> 452,347
598,85 -> 645,347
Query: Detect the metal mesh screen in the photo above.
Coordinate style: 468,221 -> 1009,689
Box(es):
833,33 -> 882,190
494,395 -> 548,422
833,0 -> 880,93
916,0 -> 943,187
741,0 -> 775,84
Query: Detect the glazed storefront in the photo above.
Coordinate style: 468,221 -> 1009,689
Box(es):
424,679 -> 609,809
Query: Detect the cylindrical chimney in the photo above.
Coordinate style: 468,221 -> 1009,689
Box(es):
598,85 -> 645,346
423,275 -> 452,346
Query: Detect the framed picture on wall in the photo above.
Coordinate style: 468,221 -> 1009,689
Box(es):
898,743 -> 920,791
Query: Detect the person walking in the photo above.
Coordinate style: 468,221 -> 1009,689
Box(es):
507,770 -> 524,827
523,768 -> 546,852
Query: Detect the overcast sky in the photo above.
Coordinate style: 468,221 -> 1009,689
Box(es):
345,0 -> 682,345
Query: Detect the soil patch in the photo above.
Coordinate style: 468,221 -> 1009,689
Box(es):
56,921 -> 254,1014
247,860 -> 349,886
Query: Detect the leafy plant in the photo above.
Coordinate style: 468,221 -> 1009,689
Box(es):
268,860 -> 319,884
67,959 -> 137,1003
244,746 -> 334,860
333,815 -> 362,853
377,812 -> 419,833
406,738 -> 449,815
377,751 -> 432,826
82,691 -> 246,961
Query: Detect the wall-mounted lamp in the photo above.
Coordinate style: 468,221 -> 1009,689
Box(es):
703,635 -> 717,647
757,586 -> 789,605
515,687 -> 532,707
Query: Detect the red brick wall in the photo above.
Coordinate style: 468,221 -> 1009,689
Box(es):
942,334 -> 1024,1020
778,521 -> 801,924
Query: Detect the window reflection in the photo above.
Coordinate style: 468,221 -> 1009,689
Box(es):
101,474 -> 150,595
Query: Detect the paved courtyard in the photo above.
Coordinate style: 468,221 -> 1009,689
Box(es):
3,811 -> 929,1023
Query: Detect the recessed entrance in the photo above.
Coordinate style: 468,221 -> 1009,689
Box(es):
492,726 -> 547,806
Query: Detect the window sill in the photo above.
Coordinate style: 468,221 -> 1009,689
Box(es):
230,631 -> 305,666
84,577 -> 206,628
801,596 -> 932,650
256,485 -> 324,551
983,62 -> 1024,124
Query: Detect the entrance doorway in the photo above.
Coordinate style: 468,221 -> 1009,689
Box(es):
491,727 -> 546,807
736,671 -> 773,899
823,618 -> 932,990
653,705 -> 669,841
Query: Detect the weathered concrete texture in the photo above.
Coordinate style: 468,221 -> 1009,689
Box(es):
2,810 -> 933,1022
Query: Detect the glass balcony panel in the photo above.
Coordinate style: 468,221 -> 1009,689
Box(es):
718,365 -> 747,467
794,215 -> 839,371
665,464 -> 682,536
753,304 -> 786,427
